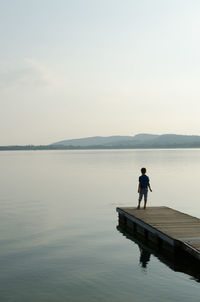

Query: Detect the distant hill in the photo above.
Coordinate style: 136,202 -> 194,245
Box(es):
1,133 -> 200,150
51,134 -> 200,148
51,135 -> 134,147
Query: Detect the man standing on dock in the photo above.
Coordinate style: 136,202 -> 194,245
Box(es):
137,168 -> 152,209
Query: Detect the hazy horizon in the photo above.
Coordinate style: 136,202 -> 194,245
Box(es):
2,132 -> 200,146
3,132 -> 200,146
1,0 -> 200,145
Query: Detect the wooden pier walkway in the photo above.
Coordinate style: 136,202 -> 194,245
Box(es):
116,206 -> 200,260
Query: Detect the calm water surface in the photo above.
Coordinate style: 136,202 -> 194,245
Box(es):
0,149 -> 200,302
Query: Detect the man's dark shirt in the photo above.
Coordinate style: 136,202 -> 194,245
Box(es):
139,174 -> 149,189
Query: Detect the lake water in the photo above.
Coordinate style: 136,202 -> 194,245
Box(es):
0,149 -> 200,302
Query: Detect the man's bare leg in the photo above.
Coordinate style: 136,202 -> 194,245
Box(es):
137,200 -> 141,209
144,200 -> 147,209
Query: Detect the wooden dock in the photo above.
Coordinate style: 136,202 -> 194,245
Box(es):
116,206 -> 200,260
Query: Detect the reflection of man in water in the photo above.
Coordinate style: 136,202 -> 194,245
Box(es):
139,247 -> 151,268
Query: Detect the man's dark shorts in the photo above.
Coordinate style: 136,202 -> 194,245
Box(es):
139,188 -> 148,201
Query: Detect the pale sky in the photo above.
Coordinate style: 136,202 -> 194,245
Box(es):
1,0 -> 200,145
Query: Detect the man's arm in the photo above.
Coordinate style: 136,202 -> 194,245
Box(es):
148,183 -> 152,192
138,182 -> 141,193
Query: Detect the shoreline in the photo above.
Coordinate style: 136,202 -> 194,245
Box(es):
1,145 -> 200,151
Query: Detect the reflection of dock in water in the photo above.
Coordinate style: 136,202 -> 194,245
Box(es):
116,206 -> 200,281
117,224 -> 200,282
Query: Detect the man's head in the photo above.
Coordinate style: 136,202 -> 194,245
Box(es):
141,167 -> 146,174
